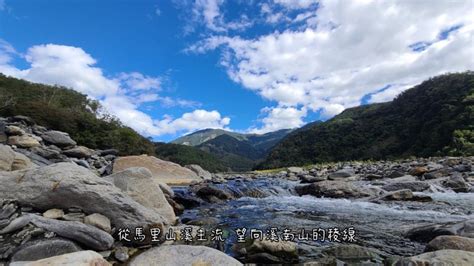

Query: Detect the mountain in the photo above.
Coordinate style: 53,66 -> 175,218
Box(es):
172,128 -> 293,171
257,72 -> 474,169
154,142 -> 228,172
0,74 -> 155,155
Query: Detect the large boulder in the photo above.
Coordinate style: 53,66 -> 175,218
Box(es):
10,238 -> 82,262
0,144 -> 15,171
0,163 -> 167,228
104,167 -> 176,225
129,245 -> 242,266
382,181 -> 430,192
8,135 -> 41,148
406,219 -> 474,242
10,250 -> 110,266
395,250 -> 474,265
295,181 -> 371,198
62,146 -> 93,159
0,214 -> 114,250
185,164 -> 212,180
328,168 -> 355,179
425,235 -> 474,252
443,175 -> 470,192
113,155 -> 200,185
40,130 -> 76,147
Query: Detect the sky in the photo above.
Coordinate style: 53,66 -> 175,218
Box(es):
0,0 -> 473,142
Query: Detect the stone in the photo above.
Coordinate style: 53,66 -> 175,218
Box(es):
10,250 -> 111,266
382,181 -> 430,192
40,130 -> 76,147
406,219 -> 474,242
186,164 -> 213,180
247,239 -> 298,259
300,175 -> 326,183
409,166 -> 429,176
12,152 -> 34,171
6,125 -> 25,136
365,174 -> 383,180
426,235 -> 474,252
395,250 -> 474,265
195,185 -> 233,201
84,213 -> 112,233
62,146 -> 93,158
104,167 -> 176,225
98,149 -> 119,156
443,175 -> 470,192
159,182 -> 174,198
10,115 -> 35,126
287,167 -> 304,174
114,246 -> 129,262
322,244 -> 383,263
329,168 -> 355,179
129,245 -> 242,266
62,212 -> 85,222
31,147 -> 62,160
388,170 -> 406,178
0,143 -> 15,171
381,189 -> 413,201
0,163 -> 168,228
11,238 -> 82,262
1,214 -> 114,250
8,135 -> 41,148
295,181 -> 371,198
14,149 -> 53,167
113,155 -> 201,185
42,209 -> 64,219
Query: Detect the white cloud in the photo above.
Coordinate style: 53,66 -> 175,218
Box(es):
0,42 -> 228,137
250,106 -> 306,134
189,0 -> 474,133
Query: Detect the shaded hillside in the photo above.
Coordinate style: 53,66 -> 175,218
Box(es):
0,74 -> 155,155
257,72 -> 474,169
154,142 -> 228,172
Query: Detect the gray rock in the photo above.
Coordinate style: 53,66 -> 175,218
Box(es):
329,168 -> 355,179
287,167 -> 304,174
158,182 -> 174,198
406,219 -> 474,242
382,181 -> 430,192
10,115 -> 35,126
322,244 -> 383,263
443,175 -> 470,192
395,250 -> 474,265
295,181 -> 371,198
130,245 -> 242,266
40,130 -> 77,147
104,167 -> 176,225
0,144 -> 15,171
10,250 -> 110,266
114,246 -> 129,262
62,212 -> 85,222
12,152 -> 34,171
15,149 -> 53,167
84,213 -> 111,233
62,146 -> 93,158
186,164 -> 212,180
42,209 -> 64,219
0,214 -> 113,250
425,235 -> 474,252
98,149 -> 119,156
381,189 -> 413,201
8,135 -> 41,148
11,238 -> 82,262
6,125 -> 25,136
0,163 -> 168,228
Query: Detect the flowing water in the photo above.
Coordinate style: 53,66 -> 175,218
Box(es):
176,177 -> 474,261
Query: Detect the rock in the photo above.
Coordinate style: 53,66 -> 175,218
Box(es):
6,125 -> 25,136
322,244 -> 383,263
8,135 -> 41,148
113,155 -> 200,185
406,219 -> 474,242
365,174 -> 383,180
10,250 -> 111,266
329,168 -> 355,179
1,214 -> 114,250
443,175 -> 470,192
173,193 -> 203,209
11,238 -> 82,262
114,246 -> 129,262
186,164 -> 212,180
104,167 -> 176,225
409,166 -> 428,176
195,185 -> 233,202
0,163 -> 168,228
288,167 -> 305,174
62,212 -> 85,222
426,235 -> 474,252
40,130 -> 77,147
12,152 -> 34,170
388,170 -> 406,178
31,147 -> 62,160
62,146 -> 93,158
382,181 -> 430,192
411,193 -> 433,202
84,213 -> 111,233
295,181 -> 370,198
10,115 -> 35,126
14,149 -> 53,167
129,245 -> 242,266
396,250 -> 474,265
98,149 -> 119,156
0,144 -> 15,171
42,209 -> 64,219
300,175 -> 326,183
246,239 -> 298,259
381,189 -> 413,201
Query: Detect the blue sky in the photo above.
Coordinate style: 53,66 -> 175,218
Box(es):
0,0 -> 472,141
